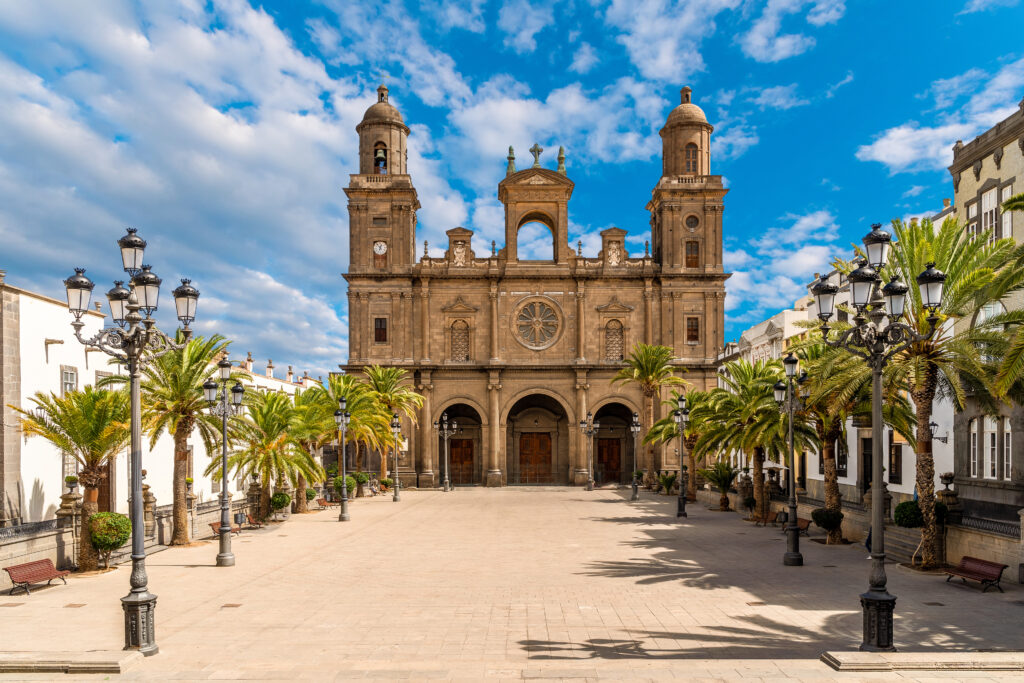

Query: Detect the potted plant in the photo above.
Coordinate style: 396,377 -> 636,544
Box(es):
270,492 -> 291,520
89,512 -> 131,569
697,461 -> 738,511
381,477 -> 394,491
353,471 -> 370,498
185,477 -> 193,493
658,473 -> 677,495
64,474 -> 78,493
305,488 -> 316,503
939,472 -> 954,490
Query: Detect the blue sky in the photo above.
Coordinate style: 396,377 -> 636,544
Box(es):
0,0 -> 1022,378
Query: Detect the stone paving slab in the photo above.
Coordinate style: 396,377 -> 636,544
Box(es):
0,488 -> 1021,681
0,650 -> 139,674
822,651 -> 1024,671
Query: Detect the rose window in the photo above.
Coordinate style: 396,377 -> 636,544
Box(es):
515,301 -> 560,349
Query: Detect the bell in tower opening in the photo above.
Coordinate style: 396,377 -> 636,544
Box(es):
374,143 -> 388,174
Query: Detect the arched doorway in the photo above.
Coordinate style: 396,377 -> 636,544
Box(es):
437,403 -> 483,486
593,403 -> 636,486
505,394 -> 571,485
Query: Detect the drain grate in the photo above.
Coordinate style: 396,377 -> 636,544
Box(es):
923,602 -> 945,606
823,565 -> 837,568
64,603 -> 86,608
746,601 -> 766,606
221,603 -> 242,608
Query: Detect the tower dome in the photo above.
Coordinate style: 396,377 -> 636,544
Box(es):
360,84 -> 404,125
659,86 -> 713,177
664,87 -> 711,129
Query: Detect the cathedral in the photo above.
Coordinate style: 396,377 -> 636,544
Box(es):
341,84 -> 728,487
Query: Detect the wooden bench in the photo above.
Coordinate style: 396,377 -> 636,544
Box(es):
209,521 -> 241,537
317,497 -> 339,509
945,556 -> 1008,593
754,511 -> 786,527
245,513 -> 263,529
4,559 -> 70,596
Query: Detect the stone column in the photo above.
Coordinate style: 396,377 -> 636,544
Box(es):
403,292 -> 414,361
142,483 -> 156,537
575,280 -> 585,362
489,282 -> 499,361
643,280 -> 653,344
418,373 -> 435,488
391,291 -> 401,363
573,373 -> 589,485
0,283 -> 22,527
420,280 -> 431,362
486,371 -> 502,486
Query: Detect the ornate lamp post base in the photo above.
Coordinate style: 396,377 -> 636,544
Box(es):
121,590 -> 158,656
859,589 -> 897,651
783,549 -> 803,566
339,500 -> 350,522
631,478 -> 639,502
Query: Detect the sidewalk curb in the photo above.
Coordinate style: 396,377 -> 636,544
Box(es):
0,650 -> 141,674
821,650 -> 1024,671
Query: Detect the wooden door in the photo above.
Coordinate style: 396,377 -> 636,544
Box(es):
596,438 -> 621,484
518,433 -> 552,483
97,461 -> 112,513
450,439 -> 474,485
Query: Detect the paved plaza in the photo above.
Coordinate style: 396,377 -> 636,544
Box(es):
0,488 -> 1021,681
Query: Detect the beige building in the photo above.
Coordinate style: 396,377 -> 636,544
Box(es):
341,85 -> 728,487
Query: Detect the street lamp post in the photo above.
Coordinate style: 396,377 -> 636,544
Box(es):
811,223 -> 946,652
63,227 -> 200,656
433,413 -> 457,492
334,398 -> 351,521
672,398 -> 689,518
391,413 -> 402,502
773,354 -> 805,567
629,412 -> 641,502
578,412 -> 599,491
203,359 -> 244,567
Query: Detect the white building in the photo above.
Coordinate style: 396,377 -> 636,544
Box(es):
0,270 -> 316,528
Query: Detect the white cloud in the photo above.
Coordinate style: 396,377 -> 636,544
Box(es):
739,0 -> 844,63
750,83 -> 809,110
713,122 -> 759,160
424,0 -> 487,32
857,56 -> 1024,174
919,68 -> 986,110
498,0 -> 554,53
604,0 -> 741,82
959,0 -> 1020,13
569,42 -> 599,74
825,70 -> 853,98
902,185 -> 927,198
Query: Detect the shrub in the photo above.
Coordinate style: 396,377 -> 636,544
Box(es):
381,477 -> 394,489
89,512 -> 131,569
270,492 -> 291,512
894,500 -> 947,528
185,477 -> 193,484
743,496 -> 756,511
333,475 -> 356,496
658,473 -> 677,494
633,469 -> 644,479
64,475 -> 78,485
353,471 -> 370,485
697,461 -> 739,511
811,508 -> 844,532
305,488 -> 316,502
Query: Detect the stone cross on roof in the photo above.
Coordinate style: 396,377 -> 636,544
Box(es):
529,143 -> 543,168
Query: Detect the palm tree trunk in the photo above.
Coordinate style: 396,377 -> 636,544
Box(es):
822,423 -> 844,544
171,425 -> 190,545
295,473 -> 308,513
643,391 -> 656,478
259,484 -> 271,520
686,434 -> 699,501
913,377 -> 940,568
79,485 -> 100,572
752,447 -> 766,518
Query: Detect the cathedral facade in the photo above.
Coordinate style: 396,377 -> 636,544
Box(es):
341,85 -> 728,487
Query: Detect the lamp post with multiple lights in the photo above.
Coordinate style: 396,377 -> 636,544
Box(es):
672,397 -> 689,518
629,412 -> 641,501
433,412 -> 458,492
578,412 -> 599,491
810,222 -> 946,652
390,413 -> 402,502
203,358 -> 245,568
63,227 -> 200,656
334,398 -> 351,521
773,354 -> 807,567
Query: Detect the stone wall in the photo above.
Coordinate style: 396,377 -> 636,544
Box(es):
0,521 -> 75,591
946,523 -> 1022,583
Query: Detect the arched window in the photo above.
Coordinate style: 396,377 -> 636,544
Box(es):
605,320 -> 624,361
373,142 -> 388,174
517,220 -> 555,261
451,320 -> 470,361
684,143 -> 698,174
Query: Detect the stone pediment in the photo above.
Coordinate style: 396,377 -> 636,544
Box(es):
499,167 -> 574,189
595,297 -> 635,313
441,296 -> 479,314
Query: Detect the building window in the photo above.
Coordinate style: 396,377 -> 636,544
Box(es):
837,440 -> 848,477
60,366 -> 78,396
982,188 -> 998,242
374,318 -> 388,343
986,416 -> 998,478
451,320 -> 470,361
888,431 -> 902,485
1002,184 -> 1014,239
686,318 -> 699,343
605,320 -> 624,361
684,143 -> 698,173
94,370 -> 112,387
970,418 -> 978,477
685,240 -> 700,268
62,453 -> 78,485
1003,420 -> 1011,480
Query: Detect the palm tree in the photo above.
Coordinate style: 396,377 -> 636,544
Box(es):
832,217 -> 1024,566
100,334 -> 228,545
289,388 -> 335,513
362,366 -> 424,480
643,388 -> 709,500
212,390 -> 323,519
13,387 -> 129,571
316,374 -> 390,475
1003,192 -> 1024,213
611,343 -> 686,476
697,460 -> 739,511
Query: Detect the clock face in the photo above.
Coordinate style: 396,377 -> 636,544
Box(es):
373,241 -> 388,255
